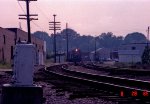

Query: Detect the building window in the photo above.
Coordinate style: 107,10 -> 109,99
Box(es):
132,47 -> 136,50
3,35 -> 5,44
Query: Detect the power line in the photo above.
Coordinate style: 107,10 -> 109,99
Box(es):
17,1 -> 26,14
34,3 -> 49,21
31,21 -> 47,32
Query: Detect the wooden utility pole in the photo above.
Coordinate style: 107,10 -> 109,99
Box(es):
18,0 -> 38,43
146,26 -> 150,47
94,36 -> 97,62
147,26 -> 149,44
66,23 -> 69,61
49,14 -> 61,63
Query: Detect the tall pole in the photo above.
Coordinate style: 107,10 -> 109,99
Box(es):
94,36 -> 97,62
53,14 -> 56,63
147,26 -> 149,46
19,0 -> 38,43
58,35 -> 61,63
66,23 -> 69,61
26,0 -> 31,43
49,14 -> 61,63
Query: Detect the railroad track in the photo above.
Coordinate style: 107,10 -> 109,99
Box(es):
81,62 -> 150,76
44,64 -> 150,104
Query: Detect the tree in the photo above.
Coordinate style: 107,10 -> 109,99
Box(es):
124,32 -> 147,43
33,31 -> 52,54
142,45 -> 150,64
98,32 -> 123,48
60,28 -> 80,39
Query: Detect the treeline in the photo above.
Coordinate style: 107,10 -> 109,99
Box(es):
33,28 -> 147,55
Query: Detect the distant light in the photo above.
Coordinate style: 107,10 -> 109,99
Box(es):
75,48 -> 78,52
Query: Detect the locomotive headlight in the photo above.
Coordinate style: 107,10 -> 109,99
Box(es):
75,48 -> 78,52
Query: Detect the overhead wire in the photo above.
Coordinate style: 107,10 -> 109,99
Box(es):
34,2 -> 49,21
17,0 -> 48,32
31,20 -> 46,32
17,0 -> 26,14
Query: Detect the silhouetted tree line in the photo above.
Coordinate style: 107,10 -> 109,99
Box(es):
33,29 -> 147,56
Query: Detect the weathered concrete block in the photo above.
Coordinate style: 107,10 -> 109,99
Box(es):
1,84 -> 43,104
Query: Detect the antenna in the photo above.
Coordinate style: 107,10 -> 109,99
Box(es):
148,26 -> 149,42
19,22 -> 22,30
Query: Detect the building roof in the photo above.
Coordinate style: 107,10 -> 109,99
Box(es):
90,48 -> 110,54
121,42 -> 150,45
119,42 -> 150,56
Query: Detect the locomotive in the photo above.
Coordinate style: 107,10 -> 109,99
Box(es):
68,48 -> 82,64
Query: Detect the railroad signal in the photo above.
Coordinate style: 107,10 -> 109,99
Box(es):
131,90 -> 138,97
143,91 -> 149,97
18,0 -> 38,43
49,14 -> 61,63
120,91 -> 124,97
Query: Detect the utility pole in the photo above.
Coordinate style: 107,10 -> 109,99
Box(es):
66,23 -> 69,61
58,34 -> 62,63
94,36 -> 97,62
18,0 -> 38,43
147,26 -> 149,46
49,14 -> 61,63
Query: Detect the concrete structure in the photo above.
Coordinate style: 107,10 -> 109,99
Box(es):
1,44 -> 43,104
118,43 -> 150,63
13,44 -> 36,85
0,27 -> 46,65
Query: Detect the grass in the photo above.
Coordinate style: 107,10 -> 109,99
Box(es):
45,60 -> 53,67
0,63 -> 11,69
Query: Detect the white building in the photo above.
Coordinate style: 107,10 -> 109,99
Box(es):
118,43 -> 149,63
118,50 -> 141,63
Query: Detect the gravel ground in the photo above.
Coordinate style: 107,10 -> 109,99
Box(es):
0,67 -> 118,104
36,81 -> 117,104
34,68 -> 118,104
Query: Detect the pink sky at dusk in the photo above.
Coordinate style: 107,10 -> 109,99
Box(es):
1,0 -> 150,37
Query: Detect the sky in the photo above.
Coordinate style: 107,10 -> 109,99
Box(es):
1,0 -> 150,37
